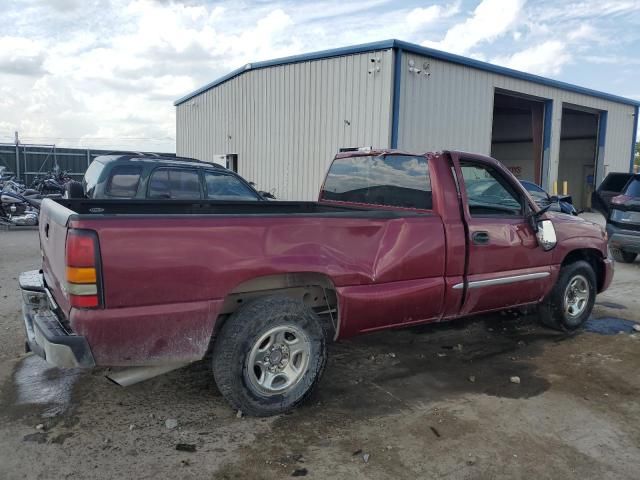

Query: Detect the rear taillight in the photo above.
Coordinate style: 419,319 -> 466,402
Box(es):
66,229 -> 101,309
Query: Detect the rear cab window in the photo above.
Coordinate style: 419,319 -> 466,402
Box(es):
106,165 -> 142,198
320,154 -> 432,210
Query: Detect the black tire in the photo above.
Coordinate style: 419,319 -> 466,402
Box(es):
610,247 -> 637,264
539,260 -> 596,331
212,296 -> 327,416
64,180 -> 84,199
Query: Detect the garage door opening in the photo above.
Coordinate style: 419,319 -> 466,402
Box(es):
558,106 -> 600,211
491,92 -> 546,184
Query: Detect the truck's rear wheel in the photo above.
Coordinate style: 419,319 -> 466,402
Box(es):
212,296 -> 327,416
539,260 -> 596,331
610,247 -> 637,263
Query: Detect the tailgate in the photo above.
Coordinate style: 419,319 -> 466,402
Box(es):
39,198 -> 75,317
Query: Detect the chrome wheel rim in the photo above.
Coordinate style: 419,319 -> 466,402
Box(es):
563,274 -> 589,319
246,324 -> 310,395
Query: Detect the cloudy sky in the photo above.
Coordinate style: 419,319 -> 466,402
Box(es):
1,0 -> 639,152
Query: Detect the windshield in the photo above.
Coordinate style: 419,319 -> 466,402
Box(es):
520,181 -> 549,202
321,154 -> 432,209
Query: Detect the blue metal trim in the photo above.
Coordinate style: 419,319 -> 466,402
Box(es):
598,111 -> 608,149
175,39 -> 640,107
390,48 -> 402,149
392,40 -> 639,107
174,40 -> 396,106
541,99 -> 553,188
597,110 -> 608,184
631,105 -> 639,173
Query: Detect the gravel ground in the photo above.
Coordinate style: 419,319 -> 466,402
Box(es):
1,223 -> 639,479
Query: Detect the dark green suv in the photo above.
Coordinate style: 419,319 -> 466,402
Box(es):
72,154 -> 264,201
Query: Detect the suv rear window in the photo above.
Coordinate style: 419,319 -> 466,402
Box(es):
624,178 -> 640,197
321,154 -> 432,209
83,159 -> 104,197
106,165 -> 142,197
600,173 -> 633,193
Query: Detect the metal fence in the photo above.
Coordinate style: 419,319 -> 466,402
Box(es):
0,143 -> 175,186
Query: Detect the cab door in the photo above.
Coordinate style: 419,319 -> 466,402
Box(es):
452,154 -> 552,315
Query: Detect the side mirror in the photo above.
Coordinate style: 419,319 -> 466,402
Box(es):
536,219 -> 557,251
527,203 -> 552,232
258,190 -> 276,200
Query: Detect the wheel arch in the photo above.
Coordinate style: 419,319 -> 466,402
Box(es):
560,248 -> 606,292
211,272 -> 340,347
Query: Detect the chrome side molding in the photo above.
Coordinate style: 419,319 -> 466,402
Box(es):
453,271 -> 550,290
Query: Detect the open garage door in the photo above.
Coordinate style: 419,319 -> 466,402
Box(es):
491,92 -> 546,185
558,106 -> 601,211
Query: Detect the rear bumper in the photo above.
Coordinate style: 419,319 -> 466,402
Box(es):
607,223 -> 640,254
19,270 -> 95,368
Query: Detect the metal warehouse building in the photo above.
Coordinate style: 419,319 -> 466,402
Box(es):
175,39 -> 639,209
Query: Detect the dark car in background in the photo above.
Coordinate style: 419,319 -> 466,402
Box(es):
65,154 -> 264,201
592,173 -> 640,263
520,180 -> 578,216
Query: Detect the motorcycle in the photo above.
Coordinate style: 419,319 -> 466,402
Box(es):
0,189 -> 41,226
30,169 -> 72,195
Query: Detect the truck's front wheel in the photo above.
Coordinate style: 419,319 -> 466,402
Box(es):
539,260 -> 596,331
212,296 -> 327,416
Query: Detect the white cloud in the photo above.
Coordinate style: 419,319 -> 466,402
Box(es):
423,0 -> 526,54
0,0 -> 637,150
0,36 -> 47,76
493,40 -> 571,75
406,2 -> 461,31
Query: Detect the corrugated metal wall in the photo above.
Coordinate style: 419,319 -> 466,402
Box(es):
177,49 -> 394,200
397,51 -> 635,188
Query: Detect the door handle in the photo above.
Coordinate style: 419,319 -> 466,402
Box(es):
472,231 -> 489,245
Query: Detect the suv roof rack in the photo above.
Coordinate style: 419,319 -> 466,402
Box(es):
98,152 -> 226,168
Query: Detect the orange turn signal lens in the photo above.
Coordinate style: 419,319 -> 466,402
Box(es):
66,267 -> 97,284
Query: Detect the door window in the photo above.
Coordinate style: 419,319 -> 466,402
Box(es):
460,162 -> 522,216
148,168 -> 201,199
204,172 -> 260,200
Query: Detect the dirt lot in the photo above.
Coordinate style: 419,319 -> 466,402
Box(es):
1,223 -> 639,480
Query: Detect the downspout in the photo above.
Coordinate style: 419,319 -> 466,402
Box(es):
390,48 -> 402,149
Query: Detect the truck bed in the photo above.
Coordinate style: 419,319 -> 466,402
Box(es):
38,197 -> 446,365
53,198 -> 426,218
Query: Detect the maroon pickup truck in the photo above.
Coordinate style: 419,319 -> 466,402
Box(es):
20,150 -> 613,416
